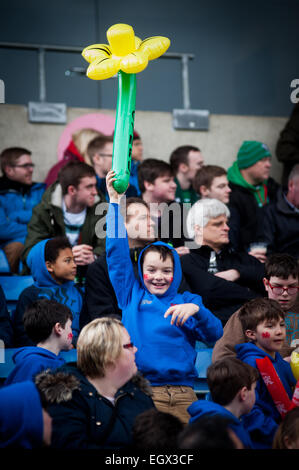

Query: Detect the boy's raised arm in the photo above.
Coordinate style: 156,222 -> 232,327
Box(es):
105,171 -> 137,309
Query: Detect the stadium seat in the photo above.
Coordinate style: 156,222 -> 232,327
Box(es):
0,249 -> 10,273
0,276 -> 34,315
193,348 -> 213,399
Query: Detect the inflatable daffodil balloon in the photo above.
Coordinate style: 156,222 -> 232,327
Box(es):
291,351 -> 299,381
82,24 -> 170,193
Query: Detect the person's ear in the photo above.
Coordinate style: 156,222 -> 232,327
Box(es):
199,185 -> 210,197
143,180 -> 154,192
53,322 -> 63,336
263,278 -> 269,291
67,185 -> 76,196
239,386 -> 248,402
45,260 -> 54,273
245,329 -> 256,342
178,162 -> 189,174
4,165 -> 13,178
194,224 -> 203,244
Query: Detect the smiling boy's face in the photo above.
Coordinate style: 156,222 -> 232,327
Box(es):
142,251 -> 174,295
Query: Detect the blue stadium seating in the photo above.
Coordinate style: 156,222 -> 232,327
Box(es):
0,249 -> 10,273
193,348 -> 213,399
0,275 -> 34,315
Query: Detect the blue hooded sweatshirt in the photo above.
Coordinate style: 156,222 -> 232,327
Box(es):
236,342 -> 296,449
188,400 -> 253,448
106,203 -> 223,386
27,239 -> 83,340
4,346 -> 65,385
0,381 -> 43,448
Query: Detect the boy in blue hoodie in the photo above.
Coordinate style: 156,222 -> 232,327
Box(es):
105,170 -> 223,424
188,357 -> 259,448
5,298 -> 73,385
236,297 -> 297,448
13,236 -> 82,345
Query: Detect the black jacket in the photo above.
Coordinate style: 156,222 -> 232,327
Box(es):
180,245 -> 265,325
262,189 -> 299,257
81,248 -> 190,328
228,177 -> 280,252
47,363 -> 155,449
276,103 -> 299,187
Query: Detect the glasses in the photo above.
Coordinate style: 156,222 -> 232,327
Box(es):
99,153 -> 113,158
123,342 -> 134,350
267,281 -> 299,295
12,163 -> 35,169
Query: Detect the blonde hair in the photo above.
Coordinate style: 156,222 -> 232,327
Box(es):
77,317 -> 124,378
72,128 -> 103,165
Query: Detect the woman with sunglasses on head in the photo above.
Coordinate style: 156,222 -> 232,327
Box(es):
45,317 -> 155,449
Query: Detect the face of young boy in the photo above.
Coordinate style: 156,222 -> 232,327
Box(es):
248,317 -> 286,358
47,247 -> 77,283
142,251 -> 174,295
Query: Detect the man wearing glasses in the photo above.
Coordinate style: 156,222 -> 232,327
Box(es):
212,253 -> 299,361
0,147 -> 45,273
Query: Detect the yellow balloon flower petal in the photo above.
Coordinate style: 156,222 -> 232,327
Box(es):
82,44 -> 111,64
120,51 -> 148,74
87,56 -> 121,80
82,23 -> 170,80
139,36 -> 171,61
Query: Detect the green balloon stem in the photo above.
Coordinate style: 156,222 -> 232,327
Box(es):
112,71 -> 136,194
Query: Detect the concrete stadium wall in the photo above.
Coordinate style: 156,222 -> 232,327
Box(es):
0,104 -> 287,184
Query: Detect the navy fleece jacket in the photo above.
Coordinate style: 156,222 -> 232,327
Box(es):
106,203 -> 223,387
236,342 -> 296,448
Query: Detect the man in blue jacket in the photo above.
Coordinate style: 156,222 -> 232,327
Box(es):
105,170 -> 223,424
0,147 -> 45,272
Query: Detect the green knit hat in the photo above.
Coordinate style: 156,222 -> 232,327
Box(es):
237,141 -> 271,169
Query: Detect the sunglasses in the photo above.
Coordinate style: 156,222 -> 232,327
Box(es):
123,342 -> 134,350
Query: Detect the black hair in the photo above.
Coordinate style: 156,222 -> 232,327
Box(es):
132,409 -> 184,449
138,159 -> 174,194
265,253 -> 299,281
178,415 -> 240,449
44,237 -> 72,263
140,244 -> 174,270
23,299 -> 73,343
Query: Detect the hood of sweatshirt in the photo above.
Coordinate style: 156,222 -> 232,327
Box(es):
188,399 -> 239,424
0,381 -> 43,448
137,241 -> 182,303
12,346 -> 64,365
235,342 -> 276,364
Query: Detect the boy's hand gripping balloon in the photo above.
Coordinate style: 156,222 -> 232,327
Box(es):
82,24 -> 170,193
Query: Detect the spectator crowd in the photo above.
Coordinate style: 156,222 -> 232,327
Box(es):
0,114 -> 299,451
